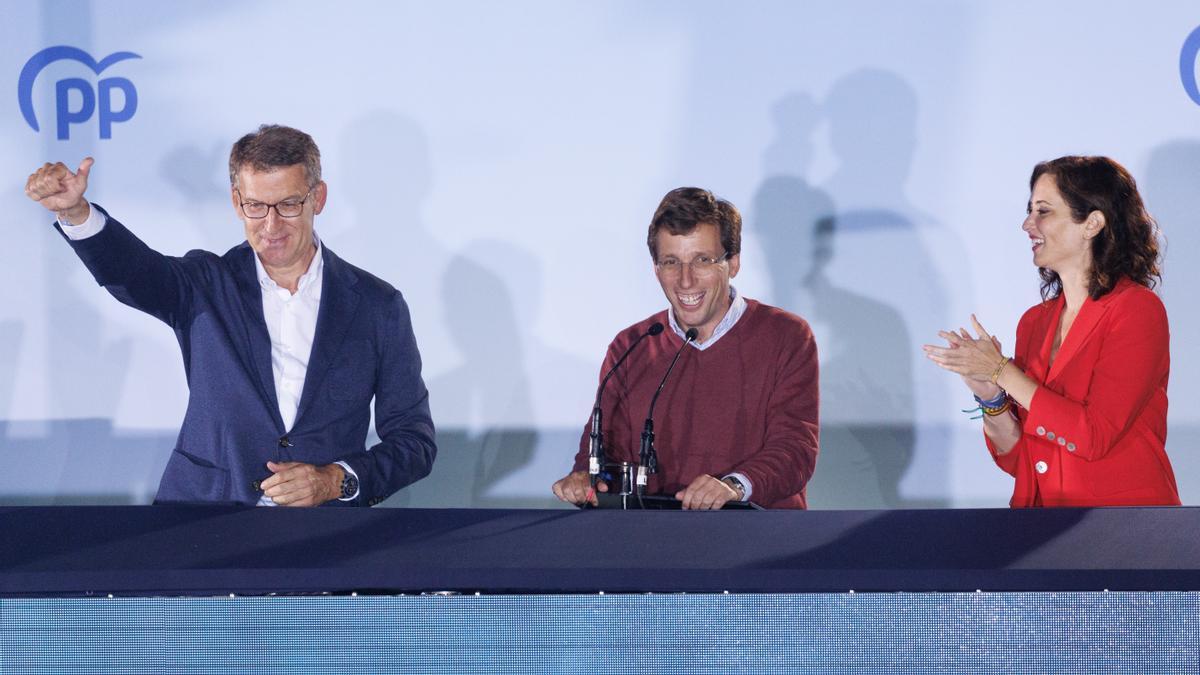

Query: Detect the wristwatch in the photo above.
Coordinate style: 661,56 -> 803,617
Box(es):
722,476 -> 746,501
339,470 -> 360,500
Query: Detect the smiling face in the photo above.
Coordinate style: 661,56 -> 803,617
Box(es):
1024,173 -> 1096,277
232,164 -> 326,278
653,222 -> 740,343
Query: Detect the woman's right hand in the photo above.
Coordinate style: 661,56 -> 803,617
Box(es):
926,326 -> 1005,399
961,329 -> 1005,398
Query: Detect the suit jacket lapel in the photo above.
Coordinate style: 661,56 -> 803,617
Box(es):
1045,288 -> 1112,384
233,245 -> 285,432
295,246 -> 360,426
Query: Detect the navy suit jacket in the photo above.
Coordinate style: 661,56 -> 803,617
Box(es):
62,205 -> 436,506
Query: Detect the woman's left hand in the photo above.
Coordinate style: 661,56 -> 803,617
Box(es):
923,314 -> 1006,383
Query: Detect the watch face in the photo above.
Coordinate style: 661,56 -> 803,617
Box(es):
724,477 -> 744,497
342,475 -> 359,499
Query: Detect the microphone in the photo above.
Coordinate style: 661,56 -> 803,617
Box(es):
588,322 -> 665,485
637,327 -> 697,496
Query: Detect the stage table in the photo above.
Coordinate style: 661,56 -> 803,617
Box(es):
2,506 -> 1197,672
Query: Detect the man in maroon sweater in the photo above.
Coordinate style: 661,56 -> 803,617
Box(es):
552,187 -> 819,509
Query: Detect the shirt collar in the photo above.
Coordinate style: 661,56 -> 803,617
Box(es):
253,232 -> 323,296
667,285 -> 746,351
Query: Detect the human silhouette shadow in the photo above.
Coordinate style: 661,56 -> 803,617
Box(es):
335,110 -> 449,355
477,242 -> 594,508
1143,140 -> 1200,504
753,86 -> 925,509
159,140 -> 231,252
407,246 -> 537,508
330,111 -> 453,508
755,177 -> 915,509
821,70 -> 968,507
406,240 -> 592,509
340,112 -> 433,227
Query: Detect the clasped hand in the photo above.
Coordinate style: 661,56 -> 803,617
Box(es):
923,314 -> 1006,388
260,461 -> 343,507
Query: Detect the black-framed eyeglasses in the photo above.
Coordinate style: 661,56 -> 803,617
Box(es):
237,189 -> 313,219
654,251 -> 731,277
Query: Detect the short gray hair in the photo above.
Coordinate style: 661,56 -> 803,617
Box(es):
228,124 -> 322,188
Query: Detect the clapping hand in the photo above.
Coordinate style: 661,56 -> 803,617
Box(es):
923,314 -> 1007,397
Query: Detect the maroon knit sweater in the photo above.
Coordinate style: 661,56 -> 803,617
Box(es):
574,299 -> 819,508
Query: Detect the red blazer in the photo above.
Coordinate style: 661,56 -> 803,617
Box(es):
986,277 -> 1179,507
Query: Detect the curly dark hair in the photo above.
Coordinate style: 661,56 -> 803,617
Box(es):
647,187 -> 742,261
1030,156 -> 1161,300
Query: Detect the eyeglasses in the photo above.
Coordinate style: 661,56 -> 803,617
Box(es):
237,189 -> 314,219
654,251 -> 730,277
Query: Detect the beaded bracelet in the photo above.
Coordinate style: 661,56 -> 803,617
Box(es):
982,399 -> 1011,416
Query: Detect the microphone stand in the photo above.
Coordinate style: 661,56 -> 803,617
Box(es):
588,406 -> 604,488
589,323 -> 664,487
637,328 -> 697,506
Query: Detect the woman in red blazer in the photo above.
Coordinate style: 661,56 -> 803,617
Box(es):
925,156 -> 1179,507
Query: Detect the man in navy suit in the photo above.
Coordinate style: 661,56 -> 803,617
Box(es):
24,125 -> 436,506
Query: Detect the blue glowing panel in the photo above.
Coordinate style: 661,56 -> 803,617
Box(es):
2,593 -> 1196,673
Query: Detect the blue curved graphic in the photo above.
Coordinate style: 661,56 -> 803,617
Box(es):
1182,26 -> 1200,106
17,45 -> 141,131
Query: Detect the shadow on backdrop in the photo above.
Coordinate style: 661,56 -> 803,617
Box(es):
335,109 -> 443,333
335,110 -> 454,394
334,111 -> 443,508
426,249 -> 536,507
159,140 -> 232,253
1143,140 -> 1200,505
754,71 -> 957,509
400,240 -> 589,509
753,91 -> 913,509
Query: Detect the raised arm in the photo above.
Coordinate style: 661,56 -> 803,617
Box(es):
28,157 -> 195,327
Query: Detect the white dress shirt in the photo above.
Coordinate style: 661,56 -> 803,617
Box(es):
253,241 -> 323,435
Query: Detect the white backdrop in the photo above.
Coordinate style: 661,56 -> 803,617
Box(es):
2,1 -> 1198,507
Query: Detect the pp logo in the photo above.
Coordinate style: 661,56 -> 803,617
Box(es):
18,45 -> 142,140
1182,26 -> 1200,106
